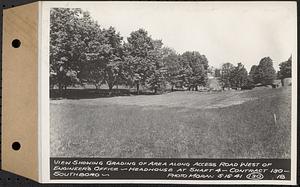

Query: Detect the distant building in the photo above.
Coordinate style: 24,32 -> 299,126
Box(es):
207,77 -> 222,91
282,78 -> 292,86
272,80 -> 282,88
207,73 -> 214,79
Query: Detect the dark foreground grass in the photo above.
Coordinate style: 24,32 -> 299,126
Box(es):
50,87 -> 291,158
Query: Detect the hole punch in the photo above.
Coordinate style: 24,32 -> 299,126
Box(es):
12,39 -> 21,48
12,142 -> 21,151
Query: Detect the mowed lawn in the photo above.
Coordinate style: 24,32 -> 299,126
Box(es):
50,87 -> 291,158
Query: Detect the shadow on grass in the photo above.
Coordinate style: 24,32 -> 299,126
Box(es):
50,89 -> 159,100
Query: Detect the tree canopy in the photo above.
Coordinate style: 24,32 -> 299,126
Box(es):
50,8 -> 286,96
256,57 -> 276,85
278,56 -> 292,80
220,62 -> 235,89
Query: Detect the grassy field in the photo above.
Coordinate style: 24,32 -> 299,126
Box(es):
50,87 -> 291,158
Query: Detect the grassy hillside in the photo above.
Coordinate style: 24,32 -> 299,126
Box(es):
50,87 -> 291,158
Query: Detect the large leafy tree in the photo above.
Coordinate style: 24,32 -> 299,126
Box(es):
82,27 -> 124,91
102,27 -> 124,92
124,29 -> 155,94
230,63 -> 248,88
78,12 -> 106,89
220,62 -> 235,89
256,57 -> 276,85
146,40 -> 166,94
50,8 -> 84,92
180,51 -> 208,90
248,65 -> 259,85
50,8 -> 125,93
50,8 -> 105,92
278,56 -> 292,86
162,47 -> 182,91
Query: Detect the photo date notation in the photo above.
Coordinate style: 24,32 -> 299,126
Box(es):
50,158 -> 291,181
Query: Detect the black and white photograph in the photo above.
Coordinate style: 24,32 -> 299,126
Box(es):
48,2 -> 296,161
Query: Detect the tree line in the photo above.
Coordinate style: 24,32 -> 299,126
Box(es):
50,8 -> 292,96
50,8 -> 209,94
214,56 -> 292,90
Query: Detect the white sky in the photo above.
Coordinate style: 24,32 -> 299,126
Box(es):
48,1 -> 297,71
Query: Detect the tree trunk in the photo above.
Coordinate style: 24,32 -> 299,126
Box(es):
108,84 -> 114,96
281,78 -> 284,87
63,85 -> 67,97
154,87 -> 157,94
136,83 -> 140,95
108,84 -> 113,91
171,85 -> 174,92
195,86 -> 198,91
58,82 -> 63,97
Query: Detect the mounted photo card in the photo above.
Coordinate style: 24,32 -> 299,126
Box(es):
2,1 -> 297,185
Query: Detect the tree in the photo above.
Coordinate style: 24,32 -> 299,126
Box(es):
220,62 -> 235,90
256,57 -> 276,85
50,8 -> 103,93
278,56 -> 292,86
50,8 -> 82,93
79,17 -> 106,89
145,40 -> 166,94
102,27 -> 124,92
214,68 -> 221,78
81,26 -> 124,92
82,53 -> 106,89
248,65 -> 259,84
162,47 -> 181,91
124,29 -> 155,94
230,63 -> 248,89
180,51 -> 208,91
51,8 -> 128,94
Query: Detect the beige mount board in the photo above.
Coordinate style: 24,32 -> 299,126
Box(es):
2,2 -> 39,181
